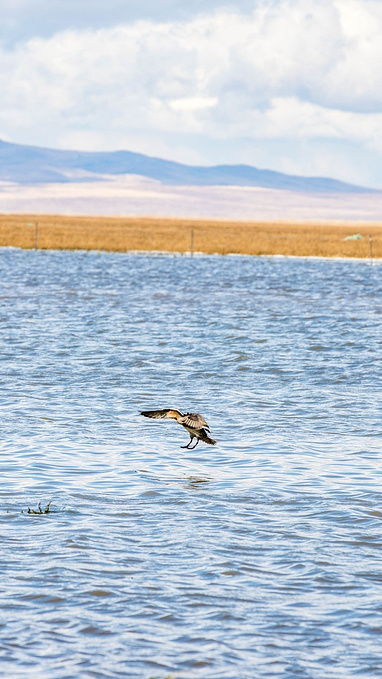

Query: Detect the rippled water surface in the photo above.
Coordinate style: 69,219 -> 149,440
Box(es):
1,249 -> 381,679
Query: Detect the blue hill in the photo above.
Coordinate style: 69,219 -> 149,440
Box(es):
0,140 -> 376,194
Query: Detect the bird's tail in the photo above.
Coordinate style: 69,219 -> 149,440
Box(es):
200,430 -> 216,445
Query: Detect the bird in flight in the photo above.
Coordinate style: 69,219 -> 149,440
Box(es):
140,409 -> 216,449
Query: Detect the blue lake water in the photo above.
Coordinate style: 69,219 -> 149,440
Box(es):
0,248 -> 381,679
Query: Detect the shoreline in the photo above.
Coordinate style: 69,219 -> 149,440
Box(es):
1,245 -> 380,264
0,213 -> 381,259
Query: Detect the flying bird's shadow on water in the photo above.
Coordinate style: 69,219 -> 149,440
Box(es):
135,466 -> 213,488
185,476 -> 212,485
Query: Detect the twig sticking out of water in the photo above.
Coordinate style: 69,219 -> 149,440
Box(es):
25,501 -> 53,515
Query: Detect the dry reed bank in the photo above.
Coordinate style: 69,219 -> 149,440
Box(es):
0,214 -> 381,258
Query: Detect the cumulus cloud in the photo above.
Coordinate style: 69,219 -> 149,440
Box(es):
0,0 -> 382,185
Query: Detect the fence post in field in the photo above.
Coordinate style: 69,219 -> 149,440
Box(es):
368,234 -> 374,265
34,221 -> 39,249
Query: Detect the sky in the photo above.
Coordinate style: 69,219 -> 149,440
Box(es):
1,0 -> 382,188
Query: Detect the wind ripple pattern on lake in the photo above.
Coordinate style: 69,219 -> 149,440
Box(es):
0,249 -> 381,679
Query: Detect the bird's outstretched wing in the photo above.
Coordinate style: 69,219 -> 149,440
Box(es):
141,409 -> 182,420
181,413 -> 210,430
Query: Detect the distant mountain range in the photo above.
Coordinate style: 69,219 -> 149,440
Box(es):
0,139 -> 377,194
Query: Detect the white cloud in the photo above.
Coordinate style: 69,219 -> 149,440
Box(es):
0,0 -> 382,185
248,97 -> 382,148
169,96 -> 218,112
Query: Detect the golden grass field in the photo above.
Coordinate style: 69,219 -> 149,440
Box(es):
0,214 -> 381,258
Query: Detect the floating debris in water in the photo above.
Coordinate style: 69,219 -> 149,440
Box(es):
24,501 -> 53,515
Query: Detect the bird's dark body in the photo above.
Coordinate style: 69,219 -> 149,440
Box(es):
140,409 -> 216,448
